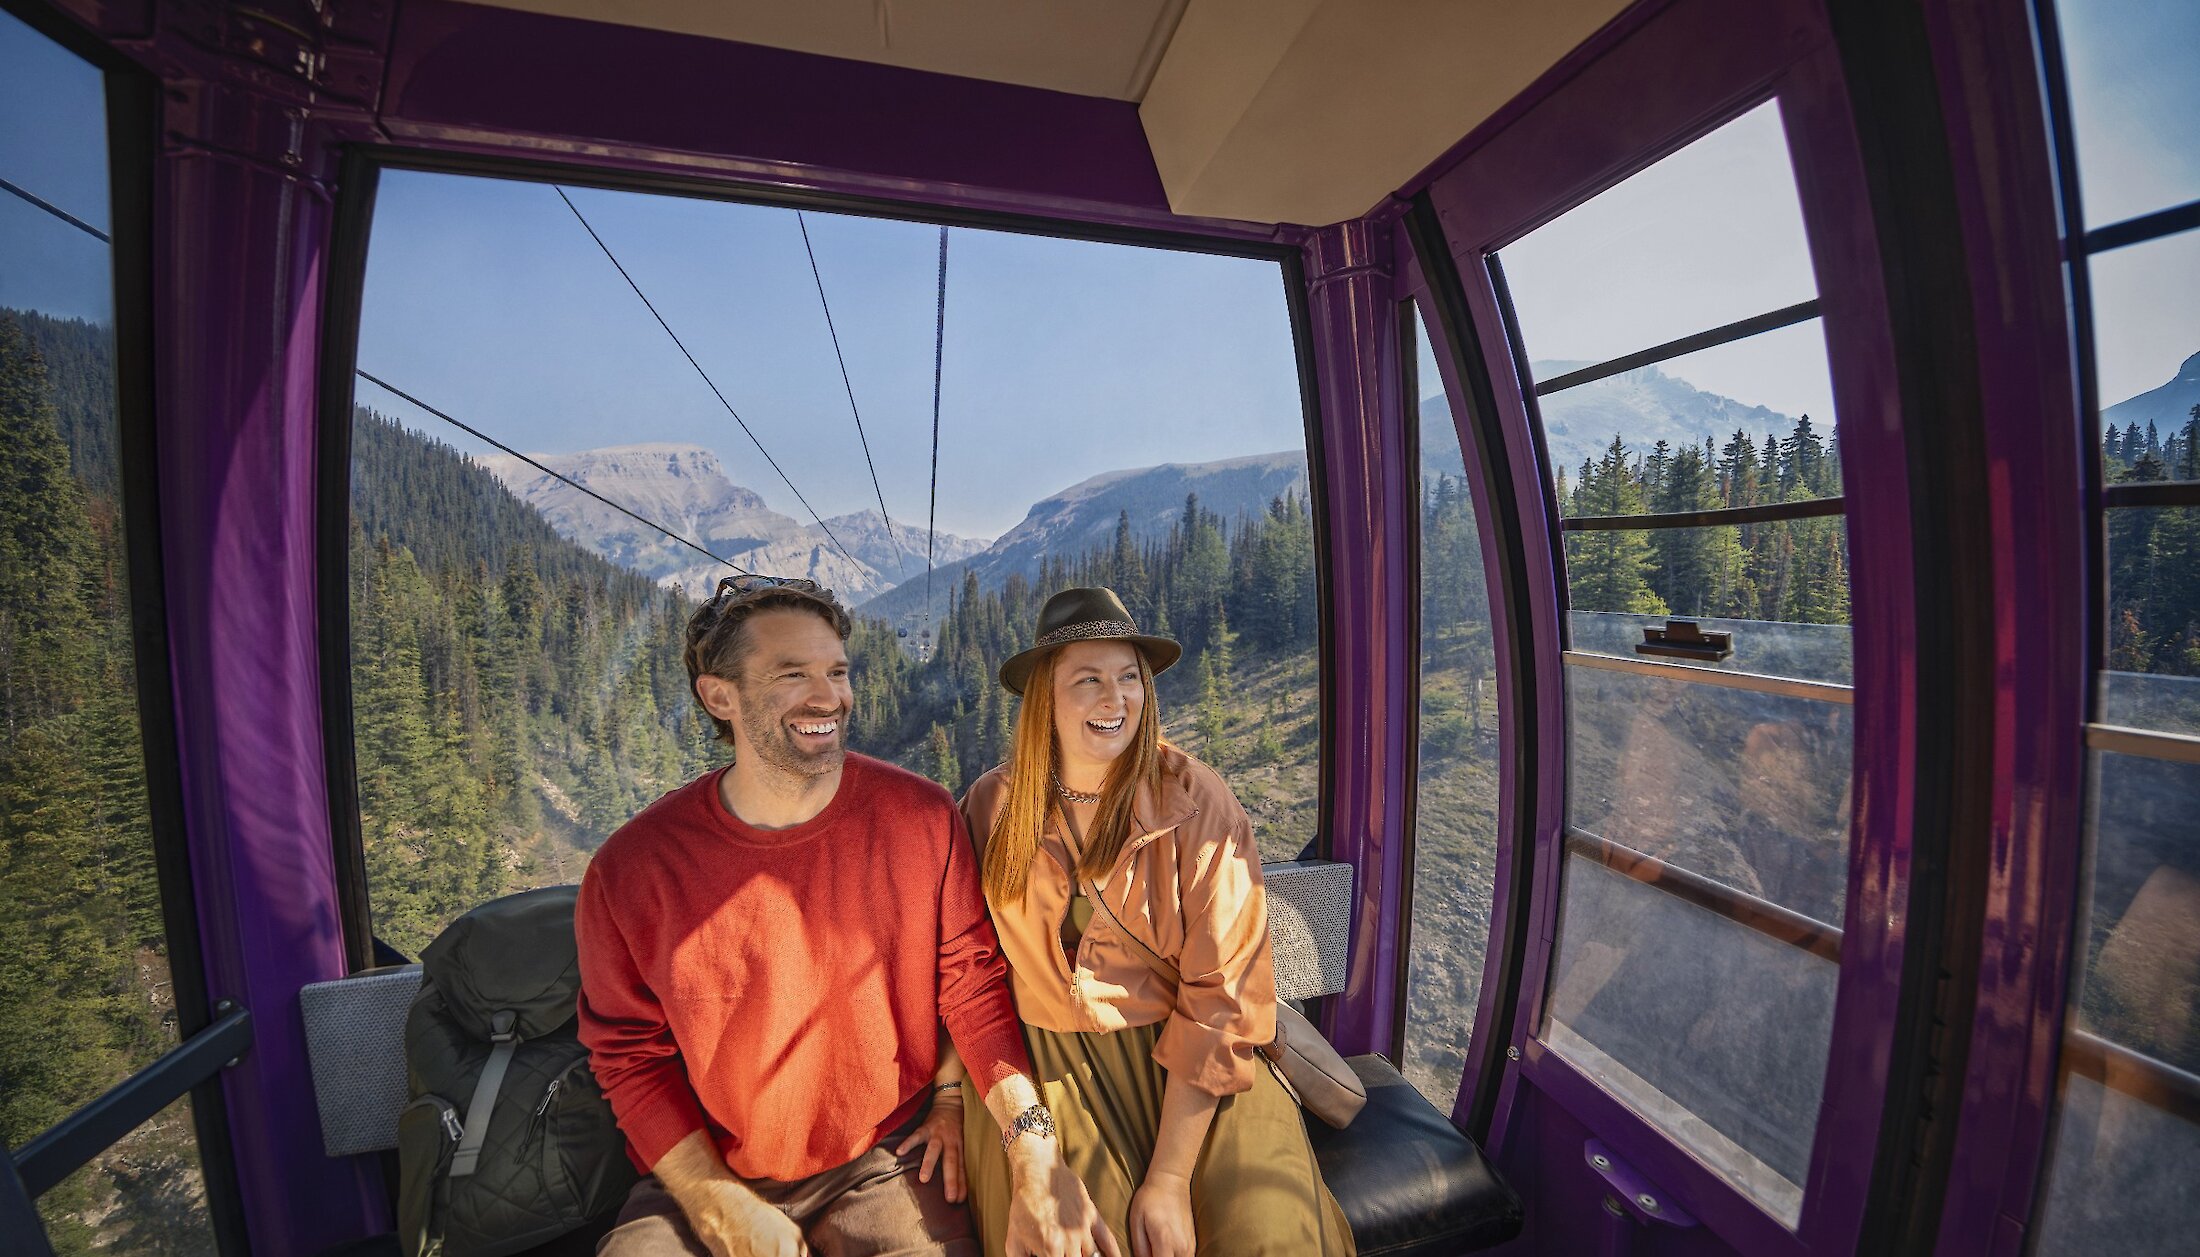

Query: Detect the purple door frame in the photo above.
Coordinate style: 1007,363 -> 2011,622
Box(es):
1404,0 -> 1965,1253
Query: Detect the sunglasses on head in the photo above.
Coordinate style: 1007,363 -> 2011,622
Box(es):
708,573 -> 822,608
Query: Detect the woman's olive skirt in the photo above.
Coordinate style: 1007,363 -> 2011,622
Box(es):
962,1020 -> 1355,1257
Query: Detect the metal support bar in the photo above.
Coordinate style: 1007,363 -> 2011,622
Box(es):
2100,481 -> 2200,510
2080,196 -> 2200,256
12,1007 -> 253,1198
1564,495 -> 1846,532
2061,1030 -> 2200,1127
1533,299 -> 1821,396
0,1153 -> 55,1257
1567,829 -> 1844,962
2085,722 -> 2200,766
1563,648 -> 1855,704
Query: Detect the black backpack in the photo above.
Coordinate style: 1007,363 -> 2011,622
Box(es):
396,886 -> 638,1257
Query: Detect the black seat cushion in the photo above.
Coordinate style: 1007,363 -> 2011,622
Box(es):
1308,1056 -> 1523,1256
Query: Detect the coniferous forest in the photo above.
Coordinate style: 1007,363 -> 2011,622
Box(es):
2,311 -> 212,1252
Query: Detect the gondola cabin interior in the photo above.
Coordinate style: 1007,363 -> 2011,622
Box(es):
1,1 -> 2196,1255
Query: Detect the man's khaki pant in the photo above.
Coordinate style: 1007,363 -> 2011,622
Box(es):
596,1118 -> 976,1257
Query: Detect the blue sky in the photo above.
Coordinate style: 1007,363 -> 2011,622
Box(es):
354,173 -> 1306,539
5,1 -> 2197,538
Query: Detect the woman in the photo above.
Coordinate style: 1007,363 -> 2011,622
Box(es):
933,587 -> 1353,1257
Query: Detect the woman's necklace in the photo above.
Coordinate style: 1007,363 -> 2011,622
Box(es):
1051,771 -> 1102,805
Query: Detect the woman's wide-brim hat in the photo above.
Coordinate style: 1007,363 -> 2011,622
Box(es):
999,587 -> 1181,697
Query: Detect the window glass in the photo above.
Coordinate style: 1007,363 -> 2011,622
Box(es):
1544,319 -> 1842,512
2097,669 -> 2200,737
1501,102 -> 1817,368
1563,514 -> 1851,636
2104,505 -> 2200,681
1544,852 -> 1837,1227
352,173 -> 1319,952
36,1096 -> 217,1256
1571,611 -> 1851,686
2090,230 -> 2199,487
2032,1071 -> 2200,1257
1404,306 -> 1502,1112
2055,0 -> 2200,229
2072,752 -> 2199,1073
1,7 -> 213,1242
1501,96 -> 1854,1227
1567,663 -> 1851,927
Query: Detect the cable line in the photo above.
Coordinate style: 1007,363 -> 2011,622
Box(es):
0,174 -> 109,243
552,186 -> 864,576
355,370 -> 751,576
795,211 -> 910,584
925,225 -> 949,634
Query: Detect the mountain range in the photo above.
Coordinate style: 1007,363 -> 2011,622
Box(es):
2103,350 -> 2200,433
475,444 -> 988,600
477,349 -> 2197,618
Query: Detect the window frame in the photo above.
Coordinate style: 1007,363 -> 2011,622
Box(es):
314,146 -> 1339,969
1399,0 -> 1997,1249
2016,0 -> 2200,1248
0,0 -> 249,1248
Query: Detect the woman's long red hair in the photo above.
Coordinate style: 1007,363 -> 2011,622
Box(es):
982,646 -> 1163,905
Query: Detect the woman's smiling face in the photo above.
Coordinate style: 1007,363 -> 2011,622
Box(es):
1050,640 -> 1145,780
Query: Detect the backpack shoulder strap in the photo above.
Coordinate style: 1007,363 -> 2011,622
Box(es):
449,1009 -> 518,1178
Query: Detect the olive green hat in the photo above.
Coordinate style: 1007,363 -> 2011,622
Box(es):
998,586 -> 1181,697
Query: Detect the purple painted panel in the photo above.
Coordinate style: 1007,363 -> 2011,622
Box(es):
1299,218 -> 1413,1056
380,0 -> 1180,222
1917,0 -> 2092,1251
153,97 -> 385,1256
1424,0 -> 1819,255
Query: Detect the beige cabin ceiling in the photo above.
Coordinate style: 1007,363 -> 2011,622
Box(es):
459,0 -> 1634,226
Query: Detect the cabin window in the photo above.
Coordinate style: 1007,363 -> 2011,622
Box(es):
2030,1 -> 2200,1251
0,9 -> 219,1248
345,171 -> 1320,958
1402,304 -> 1504,1112
1497,99 -> 1852,1228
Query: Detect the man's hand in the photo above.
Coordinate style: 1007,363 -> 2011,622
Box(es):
654,1130 -> 807,1257
1004,1141 -> 1120,1257
1126,1171 -> 1194,1257
676,1181 -> 807,1257
893,1093 -> 967,1203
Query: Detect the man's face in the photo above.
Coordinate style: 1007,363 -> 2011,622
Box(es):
704,606 -> 853,780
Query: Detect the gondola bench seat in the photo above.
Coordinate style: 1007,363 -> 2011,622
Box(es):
300,860 -> 1521,1256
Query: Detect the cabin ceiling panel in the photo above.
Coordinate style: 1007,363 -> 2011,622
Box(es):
1140,0 -> 1636,225
455,0 -> 1189,101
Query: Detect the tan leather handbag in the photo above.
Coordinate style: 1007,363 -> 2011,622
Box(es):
1078,869 -> 1367,1129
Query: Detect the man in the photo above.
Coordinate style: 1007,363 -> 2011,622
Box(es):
578,575 -> 1114,1257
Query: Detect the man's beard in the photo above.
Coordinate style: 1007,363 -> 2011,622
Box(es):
739,699 -> 848,779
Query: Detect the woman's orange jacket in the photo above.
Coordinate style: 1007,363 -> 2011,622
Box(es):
960,743 -> 1277,1096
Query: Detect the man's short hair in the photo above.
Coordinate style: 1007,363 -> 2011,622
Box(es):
683,583 -> 854,745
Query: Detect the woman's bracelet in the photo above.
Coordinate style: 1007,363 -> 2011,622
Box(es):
933,1081 -> 964,1096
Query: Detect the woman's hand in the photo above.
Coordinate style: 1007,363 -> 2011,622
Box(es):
1127,1171 -> 1195,1257
894,1091 -> 967,1203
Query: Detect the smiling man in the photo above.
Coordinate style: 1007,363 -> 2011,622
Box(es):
576,576 -> 1114,1257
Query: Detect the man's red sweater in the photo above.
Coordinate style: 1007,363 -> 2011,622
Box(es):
575,753 -> 1031,1181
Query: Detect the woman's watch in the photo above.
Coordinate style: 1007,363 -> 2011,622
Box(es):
999,1101 -> 1057,1152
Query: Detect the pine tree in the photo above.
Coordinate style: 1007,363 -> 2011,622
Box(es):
1565,436 -> 1667,615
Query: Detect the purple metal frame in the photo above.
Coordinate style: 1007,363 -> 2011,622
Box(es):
1916,1 -> 2091,1253
1299,217 -> 1412,1056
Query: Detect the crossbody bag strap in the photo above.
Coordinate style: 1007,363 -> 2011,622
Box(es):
1060,804 -> 1180,987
